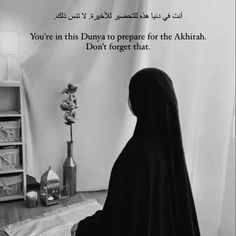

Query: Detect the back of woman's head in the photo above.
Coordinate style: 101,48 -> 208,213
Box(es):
129,68 -> 177,115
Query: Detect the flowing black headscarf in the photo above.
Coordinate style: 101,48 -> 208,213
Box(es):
75,68 -> 201,236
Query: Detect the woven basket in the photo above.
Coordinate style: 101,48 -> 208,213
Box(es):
0,148 -> 20,170
0,121 -> 20,143
0,174 -> 22,197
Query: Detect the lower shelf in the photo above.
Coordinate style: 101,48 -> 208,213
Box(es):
0,194 -> 25,202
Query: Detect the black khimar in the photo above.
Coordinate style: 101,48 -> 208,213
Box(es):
76,68 -> 201,236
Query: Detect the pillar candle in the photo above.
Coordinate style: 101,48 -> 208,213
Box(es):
26,191 -> 38,208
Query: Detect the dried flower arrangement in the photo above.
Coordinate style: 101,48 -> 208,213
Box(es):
60,83 -> 78,142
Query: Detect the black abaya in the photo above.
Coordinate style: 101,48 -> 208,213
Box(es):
75,68 -> 201,236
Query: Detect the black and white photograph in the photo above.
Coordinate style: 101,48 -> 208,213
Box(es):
0,0 -> 235,236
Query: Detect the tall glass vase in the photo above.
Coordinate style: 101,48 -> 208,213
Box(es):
63,141 -> 77,196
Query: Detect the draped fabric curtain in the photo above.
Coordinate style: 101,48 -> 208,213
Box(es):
21,0 -> 234,236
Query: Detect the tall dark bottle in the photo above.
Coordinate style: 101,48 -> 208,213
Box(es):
63,141 -> 77,196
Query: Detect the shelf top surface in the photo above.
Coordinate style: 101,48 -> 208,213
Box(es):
0,168 -> 23,174
0,194 -> 24,202
0,111 -> 21,117
0,80 -> 20,87
0,142 -> 22,146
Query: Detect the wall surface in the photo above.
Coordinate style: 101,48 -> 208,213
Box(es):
218,115 -> 235,236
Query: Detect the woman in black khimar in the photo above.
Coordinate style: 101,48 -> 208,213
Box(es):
72,68 -> 201,236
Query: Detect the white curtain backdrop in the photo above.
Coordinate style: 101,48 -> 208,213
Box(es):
18,0 -> 235,235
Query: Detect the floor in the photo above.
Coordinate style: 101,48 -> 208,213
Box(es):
0,191 -> 107,235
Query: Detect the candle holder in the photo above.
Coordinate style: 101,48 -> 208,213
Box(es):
40,167 -> 60,206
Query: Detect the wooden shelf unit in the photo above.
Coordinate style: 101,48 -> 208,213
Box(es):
0,80 -> 26,202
